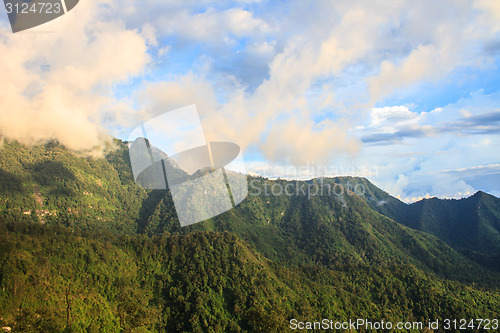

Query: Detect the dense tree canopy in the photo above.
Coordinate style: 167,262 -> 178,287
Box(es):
0,139 -> 499,332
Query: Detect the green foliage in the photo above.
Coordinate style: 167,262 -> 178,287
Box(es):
0,139 -> 147,234
351,175 -> 500,272
1,139 -> 500,332
1,222 -> 499,332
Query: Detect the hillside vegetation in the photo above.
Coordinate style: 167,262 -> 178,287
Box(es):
0,139 -> 499,332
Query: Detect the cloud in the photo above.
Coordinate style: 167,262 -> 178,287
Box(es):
385,174 -> 410,199
430,179 -> 476,199
0,0 -> 151,152
360,102 -> 500,145
124,0 -> 500,170
112,1 -> 271,47
369,106 -> 419,128
475,0 -> 500,33
92,0 -> 500,169
368,44 -> 459,103
361,106 -> 437,144
259,118 -> 360,165
442,110 -> 500,135
442,164 -> 500,178
136,75 -> 218,122
365,0 -> 499,103
157,7 -> 270,45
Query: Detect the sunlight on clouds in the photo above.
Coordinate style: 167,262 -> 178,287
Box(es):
155,7 -> 270,45
260,118 -> 360,165
137,75 -> 218,122
475,0 -> 500,33
0,0 -> 151,153
368,44 -> 458,103
0,0 -> 499,199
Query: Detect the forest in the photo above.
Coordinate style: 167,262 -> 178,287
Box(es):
0,139 -> 499,332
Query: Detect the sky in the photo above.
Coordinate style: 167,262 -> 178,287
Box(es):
0,0 -> 499,201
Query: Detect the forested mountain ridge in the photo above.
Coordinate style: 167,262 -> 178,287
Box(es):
334,177 -> 500,271
402,191 -> 500,271
2,221 -> 499,332
1,139 -> 500,332
1,139 -> 497,284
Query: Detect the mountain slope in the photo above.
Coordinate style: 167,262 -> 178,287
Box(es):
403,191 -> 500,270
1,139 -> 499,286
324,177 -> 500,271
1,139 -> 500,331
142,177 -> 500,286
2,221 -> 500,332
0,139 -> 148,234
320,176 -> 409,223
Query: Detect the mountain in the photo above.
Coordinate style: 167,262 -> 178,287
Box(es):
2,221 -> 499,332
0,139 -> 148,234
137,177 -> 498,285
334,177 -> 500,271
1,139 -> 500,331
403,191 -> 500,270
319,176 -> 409,222
0,138 -> 498,282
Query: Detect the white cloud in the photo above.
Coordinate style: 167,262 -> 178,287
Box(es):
385,174 -> 410,199
1,0 -> 499,201
120,5 -> 271,46
259,118 -> 360,165
370,106 -> 419,130
431,179 -> 476,199
0,0 -> 151,152
475,0 -> 500,33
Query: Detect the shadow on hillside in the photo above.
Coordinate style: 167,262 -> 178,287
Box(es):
137,189 -> 168,232
31,161 -> 76,197
105,143 -> 137,186
137,189 -> 183,234
0,169 -> 24,193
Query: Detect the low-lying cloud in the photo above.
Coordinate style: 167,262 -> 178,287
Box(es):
0,0 -> 151,152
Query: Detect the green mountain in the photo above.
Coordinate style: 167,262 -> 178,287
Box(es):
3,222 -> 499,332
319,177 -> 409,223
403,192 -> 500,270
0,139 -> 148,234
336,177 -> 500,271
1,139 -> 500,332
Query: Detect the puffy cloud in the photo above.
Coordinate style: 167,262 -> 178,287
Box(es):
368,43 -> 460,103
370,106 -> 419,130
475,0 -> 500,33
137,75 -> 218,122
385,174 -> 410,199
430,179 -> 476,199
0,0 -> 151,152
259,118 -> 360,165
158,8 -> 270,44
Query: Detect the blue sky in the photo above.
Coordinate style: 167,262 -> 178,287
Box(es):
1,0 -> 499,201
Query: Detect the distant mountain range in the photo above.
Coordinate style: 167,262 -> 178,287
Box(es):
0,138 -> 499,331
326,177 -> 500,271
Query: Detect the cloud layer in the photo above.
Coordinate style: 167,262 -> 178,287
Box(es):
0,0 -> 151,152
0,0 -> 499,199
